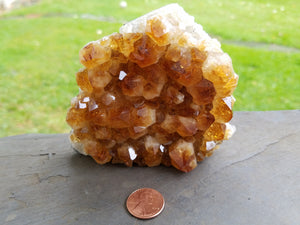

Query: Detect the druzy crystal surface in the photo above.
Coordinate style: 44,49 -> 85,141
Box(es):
66,4 -> 238,172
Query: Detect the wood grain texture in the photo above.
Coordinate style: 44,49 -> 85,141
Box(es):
0,111 -> 299,225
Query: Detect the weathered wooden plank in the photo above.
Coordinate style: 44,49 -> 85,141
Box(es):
0,111 -> 299,225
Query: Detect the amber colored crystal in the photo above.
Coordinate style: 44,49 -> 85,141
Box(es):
129,35 -> 166,68
146,16 -> 169,46
85,140 -> 112,164
66,4 -> 238,172
76,68 -> 93,93
169,139 -> 197,172
79,41 -> 111,69
144,136 -> 163,167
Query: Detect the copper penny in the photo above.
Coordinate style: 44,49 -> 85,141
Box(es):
126,188 -> 165,219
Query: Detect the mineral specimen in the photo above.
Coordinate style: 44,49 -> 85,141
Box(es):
66,4 -> 238,172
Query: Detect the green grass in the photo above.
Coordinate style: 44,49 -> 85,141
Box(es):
0,0 -> 299,137
223,44 -> 300,110
5,0 -> 300,48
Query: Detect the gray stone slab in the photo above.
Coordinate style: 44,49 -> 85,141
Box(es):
0,110 -> 299,225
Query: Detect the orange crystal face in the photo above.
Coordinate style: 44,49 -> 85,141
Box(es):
66,4 -> 238,172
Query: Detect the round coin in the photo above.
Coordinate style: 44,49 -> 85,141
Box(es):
126,188 -> 165,219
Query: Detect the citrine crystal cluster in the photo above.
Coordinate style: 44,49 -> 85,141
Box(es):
66,4 -> 238,172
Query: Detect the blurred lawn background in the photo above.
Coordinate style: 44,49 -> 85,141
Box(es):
0,0 -> 299,137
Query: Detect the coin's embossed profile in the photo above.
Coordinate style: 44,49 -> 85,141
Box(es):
126,188 -> 165,219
